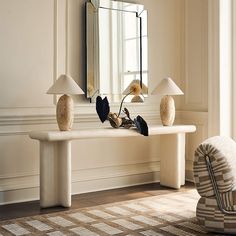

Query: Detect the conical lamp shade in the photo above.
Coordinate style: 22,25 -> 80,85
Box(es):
47,74 -> 84,95
123,79 -> 148,95
151,77 -> 183,95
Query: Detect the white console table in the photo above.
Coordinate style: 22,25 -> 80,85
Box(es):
29,125 -> 196,208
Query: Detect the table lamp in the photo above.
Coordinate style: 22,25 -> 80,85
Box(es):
123,79 -> 148,102
47,74 -> 84,131
151,77 -> 183,126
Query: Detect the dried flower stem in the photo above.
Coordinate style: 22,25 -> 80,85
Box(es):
118,92 -> 131,117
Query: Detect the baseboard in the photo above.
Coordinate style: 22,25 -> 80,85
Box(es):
72,171 -> 160,195
0,187 -> 39,206
185,169 -> 194,183
0,162 -> 160,205
0,171 -> 195,205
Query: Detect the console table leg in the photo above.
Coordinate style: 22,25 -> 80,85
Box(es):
39,141 -> 71,208
58,140 -> 71,207
160,133 -> 186,189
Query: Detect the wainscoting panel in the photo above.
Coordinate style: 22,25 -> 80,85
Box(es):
0,0 -> 56,109
176,111 -> 208,182
180,0 -> 208,111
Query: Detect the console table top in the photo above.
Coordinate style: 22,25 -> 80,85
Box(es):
29,125 -> 196,141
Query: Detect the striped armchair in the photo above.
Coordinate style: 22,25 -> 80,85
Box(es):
194,136 -> 236,234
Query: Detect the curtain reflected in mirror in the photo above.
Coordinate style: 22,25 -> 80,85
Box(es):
86,0 -> 148,103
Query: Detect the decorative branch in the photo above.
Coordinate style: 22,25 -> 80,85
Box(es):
118,82 -> 141,117
117,92 -> 131,117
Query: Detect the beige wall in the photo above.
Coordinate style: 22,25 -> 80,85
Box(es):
178,0 -> 208,180
0,0 -> 207,204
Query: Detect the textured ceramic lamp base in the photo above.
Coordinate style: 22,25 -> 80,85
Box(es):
56,94 -> 73,131
160,95 -> 175,126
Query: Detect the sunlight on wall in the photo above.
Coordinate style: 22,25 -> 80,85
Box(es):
219,0 -> 232,137
233,0 -> 236,140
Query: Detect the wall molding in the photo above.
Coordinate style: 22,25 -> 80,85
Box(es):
0,103 -> 160,129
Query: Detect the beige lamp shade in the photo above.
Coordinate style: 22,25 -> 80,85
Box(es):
47,74 -> 84,95
151,77 -> 183,126
47,74 -> 84,131
151,77 -> 183,95
122,79 -> 148,95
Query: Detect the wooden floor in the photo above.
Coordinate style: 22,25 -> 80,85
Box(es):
0,182 -> 195,221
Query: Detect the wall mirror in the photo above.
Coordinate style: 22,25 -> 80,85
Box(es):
86,0 -> 148,103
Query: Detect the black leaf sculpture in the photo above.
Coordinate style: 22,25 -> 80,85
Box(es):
134,115 -> 149,136
96,96 -> 110,123
95,94 -> 149,136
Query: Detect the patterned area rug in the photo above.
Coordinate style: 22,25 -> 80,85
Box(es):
0,189 -> 219,236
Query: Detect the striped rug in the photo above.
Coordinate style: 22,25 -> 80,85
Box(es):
0,189 -> 220,235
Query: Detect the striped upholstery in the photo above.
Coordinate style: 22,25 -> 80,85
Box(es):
197,197 -> 236,234
194,136 -> 236,234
